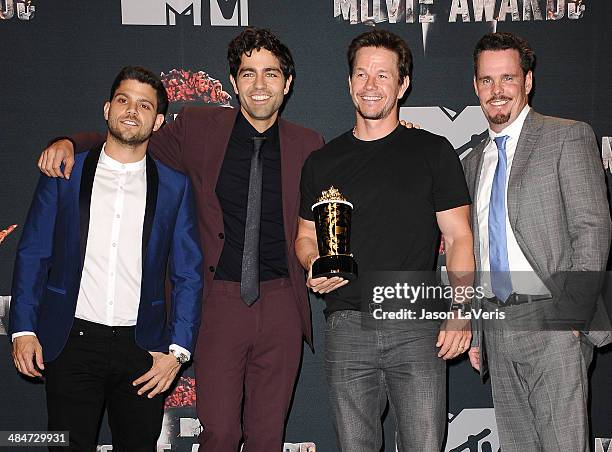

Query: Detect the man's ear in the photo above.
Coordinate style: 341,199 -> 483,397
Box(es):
153,113 -> 164,132
398,76 -> 410,99
103,102 -> 110,121
525,70 -> 533,96
283,75 -> 293,95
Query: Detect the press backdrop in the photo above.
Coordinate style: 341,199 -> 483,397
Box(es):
1,1 -> 611,451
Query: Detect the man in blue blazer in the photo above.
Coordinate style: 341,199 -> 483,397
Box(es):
9,66 -> 203,451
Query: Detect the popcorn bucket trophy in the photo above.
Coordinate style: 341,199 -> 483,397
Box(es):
311,187 -> 358,280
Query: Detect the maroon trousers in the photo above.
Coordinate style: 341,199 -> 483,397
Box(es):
194,278 -> 303,452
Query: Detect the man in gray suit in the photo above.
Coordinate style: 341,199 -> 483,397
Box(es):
463,32 -> 612,451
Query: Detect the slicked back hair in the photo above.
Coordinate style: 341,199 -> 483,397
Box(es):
473,32 -> 535,77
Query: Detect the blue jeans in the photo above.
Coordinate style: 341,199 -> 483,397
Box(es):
325,310 -> 446,452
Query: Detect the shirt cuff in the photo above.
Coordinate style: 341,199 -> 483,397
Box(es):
12,331 -> 36,342
169,343 -> 191,361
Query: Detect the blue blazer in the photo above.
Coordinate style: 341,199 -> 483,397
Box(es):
9,146 -> 203,362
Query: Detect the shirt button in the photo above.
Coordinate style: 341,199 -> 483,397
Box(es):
209,266 -> 215,273
218,233 -> 224,239
112,243 -> 117,247
109,300 -> 113,305
116,214 -> 121,219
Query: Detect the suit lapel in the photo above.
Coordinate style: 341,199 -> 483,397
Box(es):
142,153 -> 159,261
507,110 -> 543,230
279,119 -> 301,252
79,145 -> 103,268
205,108 -> 239,202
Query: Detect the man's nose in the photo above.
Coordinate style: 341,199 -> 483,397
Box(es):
126,100 -> 139,114
365,74 -> 377,90
492,80 -> 503,95
254,72 -> 266,89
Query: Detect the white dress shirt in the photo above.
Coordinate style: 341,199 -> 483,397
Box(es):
76,146 -> 147,326
14,145 -> 189,359
476,105 -> 550,297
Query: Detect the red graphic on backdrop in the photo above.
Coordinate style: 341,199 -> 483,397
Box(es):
0,224 -> 17,245
161,69 -> 231,106
164,376 -> 197,408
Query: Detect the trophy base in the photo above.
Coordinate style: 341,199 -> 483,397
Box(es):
312,255 -> 358,281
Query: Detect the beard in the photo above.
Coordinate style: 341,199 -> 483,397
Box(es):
488,112 -> 511,125
107,117 -> 153,147
486,96 -> 512,125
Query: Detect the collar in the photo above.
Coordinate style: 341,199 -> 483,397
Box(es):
488,105 -> 531,142
100,143 -> 147,172
234,110 -> 279,142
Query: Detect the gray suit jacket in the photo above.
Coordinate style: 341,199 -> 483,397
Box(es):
462,110 -> 612,373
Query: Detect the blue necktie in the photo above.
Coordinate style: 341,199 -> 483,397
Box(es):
489,135 -> 513,303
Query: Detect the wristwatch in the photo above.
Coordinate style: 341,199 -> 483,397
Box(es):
171,349 -> 189,365
450,301 -> 471,315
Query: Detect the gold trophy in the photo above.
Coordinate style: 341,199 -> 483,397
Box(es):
311,187 -> 358,280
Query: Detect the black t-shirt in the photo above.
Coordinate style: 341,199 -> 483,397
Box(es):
299,125 -> 471,316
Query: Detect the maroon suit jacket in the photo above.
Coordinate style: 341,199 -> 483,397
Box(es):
71,106 -> 324,346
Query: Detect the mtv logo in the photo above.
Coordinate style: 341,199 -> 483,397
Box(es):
210,0 -> 248,26
595,438 -> 612,452
121,0 -> 248,26
399,106 -> 488,159
445,408 -> 500,452
121,0 -> 201,25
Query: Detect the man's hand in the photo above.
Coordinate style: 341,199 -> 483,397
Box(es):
468,346 -> 480,371
12,336 -> 44,378
133,352 -> 181,398
436,317 -> 471,360
306,255 -> 348,294
38,139 -> 75,179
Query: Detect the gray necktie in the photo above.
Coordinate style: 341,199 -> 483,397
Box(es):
240,136 -> 265,305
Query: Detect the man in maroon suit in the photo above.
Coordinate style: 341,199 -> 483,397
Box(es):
37,28 -> 323,452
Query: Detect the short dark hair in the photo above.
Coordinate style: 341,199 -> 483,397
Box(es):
227,27 -> 295,80
109,66 -> 168,116
473,32 -> 535,77
347,29 -> 412,83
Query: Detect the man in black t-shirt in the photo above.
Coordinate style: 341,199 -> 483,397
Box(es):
296,30 -> 474,451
